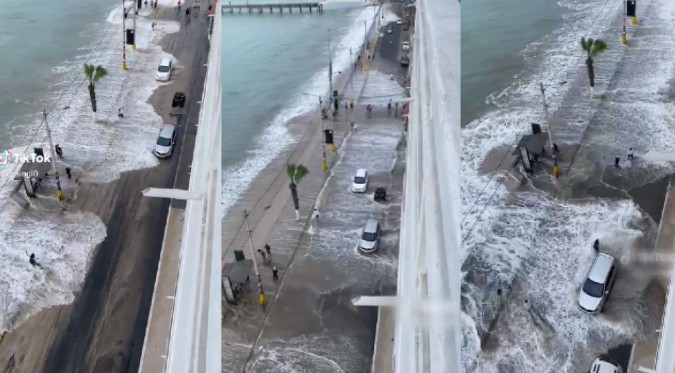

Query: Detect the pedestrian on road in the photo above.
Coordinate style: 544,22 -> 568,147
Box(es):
628,148 -> 634,160
272,266 -> 279,281
614,156 -> 620,168
313,208 -> 320,220
350,100 -> 354,110
144,0 -> 148,7
118,108 -> 124,118
265,243 -> 271,255
593,239 -> 600,253
65,167 -> 72,179
387,99 -> 392,112
552,161 -> 560,179
553,143 -> 560,156
54,144 -> 63,159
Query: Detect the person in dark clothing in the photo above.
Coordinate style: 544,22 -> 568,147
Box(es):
26,252 -> 42,268
628,148 -> 634,160
272,267 -> 279,281
614,156 -> 620,168
265,244 -> 271,255
65,167 -> 72,179
593,239 -> 599,253
118,108 -> 124,118
55,144 -> 63,159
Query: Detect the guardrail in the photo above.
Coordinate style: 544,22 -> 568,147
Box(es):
393,0 -> 460,372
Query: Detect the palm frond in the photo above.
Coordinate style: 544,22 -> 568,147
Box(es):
93,66 -> 108,81
83,64 -> 94,81
286,164 -> 296,180
591,39 -> 608,57
294,164 -> 309,183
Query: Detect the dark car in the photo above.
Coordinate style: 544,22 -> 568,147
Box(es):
172,92 -> 186,108
374,187 -> 387,202
400,56 -> 410,67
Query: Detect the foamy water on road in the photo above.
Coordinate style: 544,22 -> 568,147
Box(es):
461,0 -> 675,370
0,0 -> 181,332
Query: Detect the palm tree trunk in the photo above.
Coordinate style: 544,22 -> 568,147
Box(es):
88,83 -> 97,113
289,182 -> 299,220
585,57 -> 595,88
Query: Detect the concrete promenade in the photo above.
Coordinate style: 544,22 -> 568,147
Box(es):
0,4 -> 208,373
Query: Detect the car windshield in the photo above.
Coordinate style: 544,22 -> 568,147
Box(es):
158,65 -> 170,73
362,231 -> 377,241
157,136 -> 172,147
354,176 -> 366,184
582,279 -> 604,297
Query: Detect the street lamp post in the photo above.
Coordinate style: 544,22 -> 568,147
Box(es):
133,0 -> 138,50
122,2 -> 128,70
243,210 -> 265,308
538,82 -> 555,154
43,109 -> 63,202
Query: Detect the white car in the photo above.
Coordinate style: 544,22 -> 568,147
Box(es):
153,124 -> 177,158
401,42 -> 410,51
156,57 -> 173,82
358,219 -> 381,254
590,357 -> 623,373
577,253 -> 617,313
396,20 -> 403,25
351,169 -> 368,193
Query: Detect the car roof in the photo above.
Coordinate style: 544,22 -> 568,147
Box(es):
159,125 -> 175,137
364,219 -> 379,232
588,253 -> 615,283
356,169 -> 367,177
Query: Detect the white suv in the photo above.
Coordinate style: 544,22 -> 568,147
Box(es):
577,253 -> 618,313
156,57 -> 173,82
351,169 -> 368,193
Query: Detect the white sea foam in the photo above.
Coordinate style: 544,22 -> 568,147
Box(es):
461,0 -> 675,370
221,5 -> 383,215
0,2 -> 180,332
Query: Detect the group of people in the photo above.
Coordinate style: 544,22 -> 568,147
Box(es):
257,244 -> 280,281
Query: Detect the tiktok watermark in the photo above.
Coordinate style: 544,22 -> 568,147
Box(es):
0,149 -> 52,165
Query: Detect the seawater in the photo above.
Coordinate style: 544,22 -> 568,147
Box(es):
0,0 -> 118,150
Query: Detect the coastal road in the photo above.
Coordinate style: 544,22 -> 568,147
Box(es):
0,6 -> 208,373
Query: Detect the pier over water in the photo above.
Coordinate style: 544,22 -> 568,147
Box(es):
222,1 -> 323,14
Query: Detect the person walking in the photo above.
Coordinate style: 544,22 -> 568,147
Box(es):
552,161 -> 560,179
54,144 -> 63,159
628,148 -> 634,160
593,239 -> 600,253
313,208 -> 320,220
118,108 -> 124,118
614,156 -> 620,168
265,243 -> 271,255
272,266 -> 279,281
65,167 -> 72,179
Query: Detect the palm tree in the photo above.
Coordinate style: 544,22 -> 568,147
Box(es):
83,64 -> 108,121
580,38 -> 607,91
287,163 -> 309,220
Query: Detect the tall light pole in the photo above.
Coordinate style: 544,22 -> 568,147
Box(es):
243,210 -> 265,308
122,1 -> 128,70
43,109 -> 63,202
323,29 -> 331,171
133,0 -> 138,50
538,83 -> 555,154
349,47 -> 354,91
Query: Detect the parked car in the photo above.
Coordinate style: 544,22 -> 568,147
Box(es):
352,169 -> 369,193
374,187 -> 387,202
590,357 -> 623,373
172,92 -> 186,108
153,124 -> 177,158
359,219 -> 381,254
156,57 -> 173,82
400,55 -> 410,67
396,19 -> 403,25
386,26 -> 393,34
401,42 -> 410,51
577,253 -> 618,313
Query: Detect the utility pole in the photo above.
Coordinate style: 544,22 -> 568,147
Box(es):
349,47 -> 354,91
43,109 -> 63,202
133,0 -> 138,50
122,1 -> 128,70
243,210 -> 266,308
621,0 -> 627,44
538,83 -> 555,153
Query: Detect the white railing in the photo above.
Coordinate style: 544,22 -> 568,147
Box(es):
394,0 -> 460,372
657,266 -> 675,373
162,5 -> 223,373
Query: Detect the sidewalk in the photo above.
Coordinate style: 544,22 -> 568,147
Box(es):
0,4 -> 209,373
